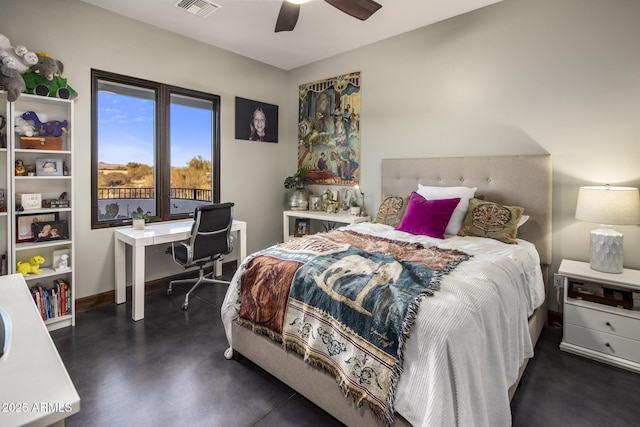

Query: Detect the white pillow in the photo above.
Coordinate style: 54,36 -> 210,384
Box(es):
417,185 -> 477,235
518,214 -> 530,228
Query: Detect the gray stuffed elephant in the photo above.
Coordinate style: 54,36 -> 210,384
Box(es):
22,52 -> 77,100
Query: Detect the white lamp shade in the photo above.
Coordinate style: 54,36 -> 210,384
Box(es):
575,186 -> 640,225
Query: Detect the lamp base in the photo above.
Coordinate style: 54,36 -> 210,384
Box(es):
589,226 -> 623,274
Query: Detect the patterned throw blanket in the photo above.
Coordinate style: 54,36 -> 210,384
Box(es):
238,230 -> 469,425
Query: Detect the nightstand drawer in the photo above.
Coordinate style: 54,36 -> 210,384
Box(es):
564,324 -> 640,364
564,303 -> 640,341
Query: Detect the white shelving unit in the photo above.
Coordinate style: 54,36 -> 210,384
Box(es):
3,91 -> 75,331
0,93 -> 9,276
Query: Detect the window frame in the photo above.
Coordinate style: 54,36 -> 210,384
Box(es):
90,69 -> 221,229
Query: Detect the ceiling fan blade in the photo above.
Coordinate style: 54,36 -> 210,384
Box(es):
275,1 -> 300,32
324,0 -> 382,21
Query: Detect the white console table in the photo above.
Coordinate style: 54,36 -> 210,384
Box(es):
283,210 -> 370,242
0,274 -> 80,427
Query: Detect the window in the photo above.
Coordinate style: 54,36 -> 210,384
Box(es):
91,70 -> 220,228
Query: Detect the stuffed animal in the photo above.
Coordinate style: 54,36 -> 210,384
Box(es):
21,111 -> 68,137
17,255 -> 45,276
22,52 -> 77,100
0,54 -> 27,102
14,116 -> 36,136
0,34 -> 37,74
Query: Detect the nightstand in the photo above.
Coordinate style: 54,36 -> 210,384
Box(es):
558,259 -> 640,373
283,210 -> 370,242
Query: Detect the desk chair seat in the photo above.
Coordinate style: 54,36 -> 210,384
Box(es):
166,203 -> 234,310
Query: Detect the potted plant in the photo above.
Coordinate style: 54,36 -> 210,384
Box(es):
284,167 -> 312,211
131,208 -> 150,230
349,199 -> 361,215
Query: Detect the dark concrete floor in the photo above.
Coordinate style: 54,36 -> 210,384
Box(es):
51,274 -> 640,427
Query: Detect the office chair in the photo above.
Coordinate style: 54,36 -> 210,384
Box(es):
166,203 -> 234,310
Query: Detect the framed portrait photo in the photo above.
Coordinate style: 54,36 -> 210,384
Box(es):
33,219 -> 69,242
294,218 -> 309,237
235,97 -> 279,143
16,213 -> 57,243
309,195 -> 323,211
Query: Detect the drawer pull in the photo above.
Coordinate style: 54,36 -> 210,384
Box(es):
606,321 -> 611,327
605,342 -> 611,348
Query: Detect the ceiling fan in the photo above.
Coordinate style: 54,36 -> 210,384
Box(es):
275,0 -> 382,32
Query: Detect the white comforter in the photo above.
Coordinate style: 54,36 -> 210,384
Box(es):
221,222 -> 545,427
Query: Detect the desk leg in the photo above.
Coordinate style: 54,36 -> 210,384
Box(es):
239,227 -> 247,265
114,238 -> 126,305
131,246 -> 146,321
283,212 -> 289,243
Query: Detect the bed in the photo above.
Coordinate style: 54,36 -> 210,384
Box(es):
222,155 -> 551,426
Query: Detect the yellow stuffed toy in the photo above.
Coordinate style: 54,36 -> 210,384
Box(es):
17,255 -> 45,276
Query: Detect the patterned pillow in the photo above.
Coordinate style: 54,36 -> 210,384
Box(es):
373,194 -> 409,227
395,192 -> 460,239
457,198 -> 524,244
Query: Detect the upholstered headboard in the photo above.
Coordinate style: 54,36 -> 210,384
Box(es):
381,155 -> 552,267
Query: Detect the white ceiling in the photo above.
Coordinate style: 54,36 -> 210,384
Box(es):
81,0 -> 502,70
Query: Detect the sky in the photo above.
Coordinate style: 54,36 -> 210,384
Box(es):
97,91 -> 212,168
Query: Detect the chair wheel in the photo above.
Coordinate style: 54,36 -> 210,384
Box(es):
167,289 -> 172,295
181,303 -> 188,310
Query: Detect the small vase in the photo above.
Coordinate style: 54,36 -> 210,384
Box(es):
350,206 -> 361,215
133,219 -> 145,230
288,187 -> 310,211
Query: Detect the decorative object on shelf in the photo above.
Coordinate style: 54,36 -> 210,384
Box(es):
32,219 -> 68,242
17,193 -> 42,210
35,158 -> 64,176
14,116 -> 36,136
349,199 -> 360,215
575,185 -> 640,273
15,159 -> 25,176
16,213 -> 57,243
309,194 -> 322,211
284,167 -> 312,211
20,136 -> 63,150
22,111 -> 68,137
338,187 -> 354,212
294,218 -> 309,237
52,249 -> 70,272
16,255 -> 45,276
22,52 -> 78,100
354,184 -> 365,216
0,33 -> 37,102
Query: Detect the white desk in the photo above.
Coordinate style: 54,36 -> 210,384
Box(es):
0,274 -> 80,427
283,210 -> 370,242
114,219 -> 247,321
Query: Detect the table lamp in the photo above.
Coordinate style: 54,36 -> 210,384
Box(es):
575,185 -> 640,273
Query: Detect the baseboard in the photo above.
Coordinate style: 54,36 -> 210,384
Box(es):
76,261 -> 237,313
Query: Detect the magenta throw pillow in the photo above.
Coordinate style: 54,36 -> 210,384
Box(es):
395,192 -> 461,239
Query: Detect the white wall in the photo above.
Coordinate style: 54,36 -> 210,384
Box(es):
286,0 -> 640,311
2,0 -> 639,313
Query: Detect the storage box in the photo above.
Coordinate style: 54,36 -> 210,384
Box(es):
17,193 -> 42,210
20,136 -> 63,150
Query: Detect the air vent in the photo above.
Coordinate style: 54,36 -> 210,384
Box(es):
174,0 -> 221,18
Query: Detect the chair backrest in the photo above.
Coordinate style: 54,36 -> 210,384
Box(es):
188,202 -> 234,262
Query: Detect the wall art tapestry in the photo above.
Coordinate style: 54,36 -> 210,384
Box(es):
298,72 -> 361,186
235,97 -> 279,143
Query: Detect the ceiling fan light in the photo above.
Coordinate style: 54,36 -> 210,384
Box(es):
287,0 -> 310,4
